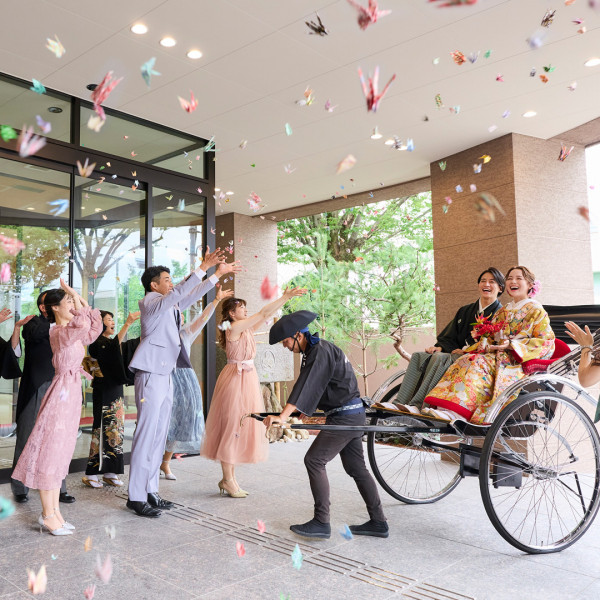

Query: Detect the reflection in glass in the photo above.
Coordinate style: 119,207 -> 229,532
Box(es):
0,75 -> 71,143
79,106 -> 205,178
0,156 -> 70,436
153,187 -> 206,401
72,175 -> 147,451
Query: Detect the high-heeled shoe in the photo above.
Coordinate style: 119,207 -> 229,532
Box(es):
160,462 -> 177,481
38,512 -> 73,536
218,479 -> 247,498
53,510 -> 75,530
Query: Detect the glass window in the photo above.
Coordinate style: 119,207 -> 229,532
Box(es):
0,75 -> 71,143
72,174 -> 146,449
152,186 -> 207,400
80,106 -> 206,178
0,156 -> 70,436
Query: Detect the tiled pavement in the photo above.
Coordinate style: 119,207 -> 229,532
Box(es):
1,439 -> 600,600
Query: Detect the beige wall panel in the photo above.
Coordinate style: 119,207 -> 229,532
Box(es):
430,133 -> 515,199
517,235 -> 594,304
512,134 -> 588,195
432,182 -> 517,249
514,180 -> 590,241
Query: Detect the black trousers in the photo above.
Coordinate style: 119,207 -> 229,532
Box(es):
304,411 -> 385,524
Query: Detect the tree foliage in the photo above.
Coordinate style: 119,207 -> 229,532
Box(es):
278,193 -> 435,394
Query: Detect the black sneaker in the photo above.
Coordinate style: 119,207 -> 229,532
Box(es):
290,518 -> 331,539
349,520 -> 389,538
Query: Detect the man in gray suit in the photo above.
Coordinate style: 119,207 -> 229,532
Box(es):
126,248 -> 238,517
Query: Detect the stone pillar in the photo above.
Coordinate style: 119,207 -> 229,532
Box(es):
214,212 -> 291,409
431,133 -> 592,330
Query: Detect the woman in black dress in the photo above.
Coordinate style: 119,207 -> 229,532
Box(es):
82,310 -> 139,488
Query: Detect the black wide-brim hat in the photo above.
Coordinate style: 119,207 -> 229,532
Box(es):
269,310 -> 318,345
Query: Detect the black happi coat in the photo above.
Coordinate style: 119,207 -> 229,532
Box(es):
435,298 -> 502,353
288,338 -> 361,416
15,315 -> 53,422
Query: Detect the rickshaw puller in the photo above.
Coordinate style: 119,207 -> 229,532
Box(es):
265,310 -> 388,540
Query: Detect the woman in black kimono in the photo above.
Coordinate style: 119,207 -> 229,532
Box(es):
82,310 -> 139,488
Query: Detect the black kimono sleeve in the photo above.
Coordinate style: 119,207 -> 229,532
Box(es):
288,344 -> 333,416
0,336 -> 21,379
434,307 -> 464,353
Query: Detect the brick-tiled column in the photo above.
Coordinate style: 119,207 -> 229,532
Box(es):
431,133 -> 592,330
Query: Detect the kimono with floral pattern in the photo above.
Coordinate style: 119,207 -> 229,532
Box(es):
424,299 -> 555,424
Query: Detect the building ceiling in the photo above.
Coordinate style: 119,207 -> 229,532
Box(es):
2,0 -> 600,215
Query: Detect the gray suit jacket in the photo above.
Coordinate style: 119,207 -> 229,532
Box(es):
128,269 -> 217,375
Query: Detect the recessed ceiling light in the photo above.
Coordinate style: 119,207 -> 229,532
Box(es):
225,191 -> 234,195
166,206 -> 174,209
160,36 -> 176,48
584,57 -> 600,67
214,187 -> 220,191
48,106 -> 63,114
131,23 -> 148,35
522,110 -> 537,118
370,127 -> 382,140
94,208 -> 101,212
187,49 -> 202,59
26,207 -> 35,211
384,138 -> 395,146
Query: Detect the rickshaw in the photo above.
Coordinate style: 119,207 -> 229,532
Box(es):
248,326 -> 600,555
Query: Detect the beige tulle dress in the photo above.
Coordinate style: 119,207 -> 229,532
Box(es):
201,329 -> 268,464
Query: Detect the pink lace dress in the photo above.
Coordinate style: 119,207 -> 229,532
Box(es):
201,329 -> 268,464
12,306 -> 102,490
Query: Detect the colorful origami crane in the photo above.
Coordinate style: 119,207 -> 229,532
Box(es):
357,66 -> 396,112
346,0 -> 391,30
91,71 -> 123,121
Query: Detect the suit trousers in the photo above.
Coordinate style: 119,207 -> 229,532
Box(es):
11,381 -> 67,496
128,371 -> 173,502
304,411 -> 385,524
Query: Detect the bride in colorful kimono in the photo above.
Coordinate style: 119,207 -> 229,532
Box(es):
422,266 -> 555,424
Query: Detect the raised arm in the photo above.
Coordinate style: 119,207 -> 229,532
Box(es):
143,247 -> 228,317
565,321 -> 600,388
117,311 -> 140,344
60,277 -> 87,309
11,314 -> 34,351
229,287 -> 307,339
179,259 -> 242,312
185,288 -> 234,345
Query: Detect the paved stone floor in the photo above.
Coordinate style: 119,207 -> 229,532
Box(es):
1,439 -> 600,600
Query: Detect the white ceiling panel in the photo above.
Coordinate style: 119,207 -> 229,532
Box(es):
1,0 -> 600,216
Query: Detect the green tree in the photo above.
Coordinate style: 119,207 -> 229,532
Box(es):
279,193 -> 435,395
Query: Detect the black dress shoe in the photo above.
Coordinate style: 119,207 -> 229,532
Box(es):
13,494 -> 28,504
147,492 -> 174,510
59,492 -> 76,504
126,500 -> 162,518
349,519 -> 389,538
290,518 -> 331,539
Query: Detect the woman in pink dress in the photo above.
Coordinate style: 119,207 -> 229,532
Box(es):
201,287 -> 305,498
13,279 -> 102,535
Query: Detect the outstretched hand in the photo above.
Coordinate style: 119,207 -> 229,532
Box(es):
216,288 -> 234,303
60,277 -> 87,308
15,315 -> 34,328
283,287 -> 307,299
199,246 -> 226,271
126,311 -> 141,325
565,321 -> 594,348
216,260 -> 242,277
0,308 -> 12,325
